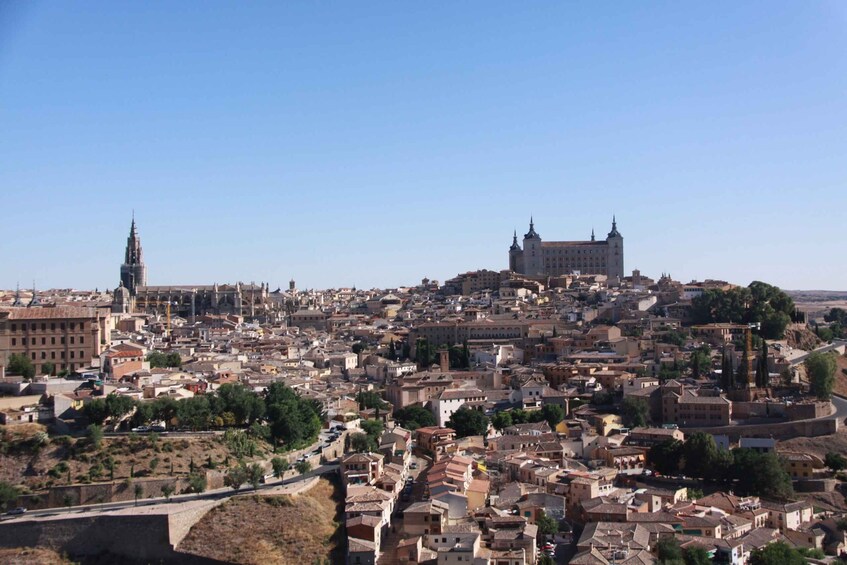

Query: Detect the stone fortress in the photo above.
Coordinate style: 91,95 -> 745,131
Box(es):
508,216 -> 624,281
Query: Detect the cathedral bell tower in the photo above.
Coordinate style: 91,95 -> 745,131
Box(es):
120,215 -> 147,295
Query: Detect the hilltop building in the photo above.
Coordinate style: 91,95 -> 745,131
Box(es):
508,217 -> 624,280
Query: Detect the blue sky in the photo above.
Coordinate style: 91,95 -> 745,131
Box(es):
1,2 -> 846,291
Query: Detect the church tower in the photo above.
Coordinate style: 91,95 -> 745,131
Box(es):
522,217 -> 544,276
120,215 -> 147,295
605,216 -> 624,281
508,230 -> 523,272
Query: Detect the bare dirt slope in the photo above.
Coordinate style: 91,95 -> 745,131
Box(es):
779,424 -> 847,461
0,548 -> 73,565
178,477 -> 345,565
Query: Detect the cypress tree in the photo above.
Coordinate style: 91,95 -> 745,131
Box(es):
757,340 -> 769,388
737,339 -> 750,387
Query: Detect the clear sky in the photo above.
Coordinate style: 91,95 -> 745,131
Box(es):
1,2 -> 846,292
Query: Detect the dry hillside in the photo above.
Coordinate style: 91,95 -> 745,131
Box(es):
178,477 -> 345,565
0,547 -> 74,565
0,425 -> 271,493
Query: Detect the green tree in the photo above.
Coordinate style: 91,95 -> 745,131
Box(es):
649,439 -> 683,475
749,541 -> 806,565
350,432 -> 377,453
149,457 -> 160,474
161,484 -> 175,501
689,346 -> 712,379
682,432 -> 718,477
621,397 -> 649,428
42,361 -> 55,376
6,353 -> 35,380
756,339 -> 769,388
0,481 -> 20,510
177,395 -> 212,430
146,351 -> 182,368
247,463 -> 264,490
83,398 -> 109,425
356,391 -> 388,411
87,424 -> 104,450
134,484 -> 143,506
656,536 -> 684,564
806,351 -> 837,400
351,342 -> 366,354
217,383 -> 266,424
105,394 -> 136,421
225,464 -> 248,492
393,405 -> 436,431
825,452 -> 847,472
535,510 -> 559,537
295,460 -> 312,475
447,407 -> 489,438
736,337 -> 750,387
361,418 -> 384,439
539,404 -> 565,429
271,456 -> 289,478
683,545 -> 712,565
188,473 -> 207,496
491,411 -> 513,431
731,449 -> 793,500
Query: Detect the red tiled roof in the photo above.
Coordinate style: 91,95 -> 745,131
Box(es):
1,307 -> 101,320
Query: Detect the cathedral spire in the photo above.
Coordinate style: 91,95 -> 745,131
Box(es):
591,228 -> 595,242
510,229 -> 520,251
121,214 -> 147,294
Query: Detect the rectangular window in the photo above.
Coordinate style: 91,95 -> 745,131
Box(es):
51,352 -> 55,359
70,337 -> 75,345
11,338 -> 16,346
42,337 -> 46,345
70,351 -> 75,359
70,323 -> 75,331
11,324 -> 16,332
51,323 -> 55,331
60,323 -> 65,330
61,337 -> 65,344
51,337 -> 55,345
41,323 -> 46,331
80,336 -> 84,344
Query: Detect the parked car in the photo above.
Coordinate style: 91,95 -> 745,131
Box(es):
131,426 -> 150,433
410,462 -> 418,469
6,507 -> 27,515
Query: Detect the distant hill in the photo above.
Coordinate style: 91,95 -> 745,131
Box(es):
786,290 -> 847,302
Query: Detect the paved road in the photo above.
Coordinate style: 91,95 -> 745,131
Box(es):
1,463 -> 339,522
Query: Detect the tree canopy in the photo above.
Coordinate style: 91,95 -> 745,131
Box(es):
805,351 -> 837,401
447,407 -> 489,438
621,397 -> 649,428
146,351 -> 182,368
7,354 -> 35,380
393,405 -> 436,431
749,541 -> 807,565
690,281 -> 797,339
